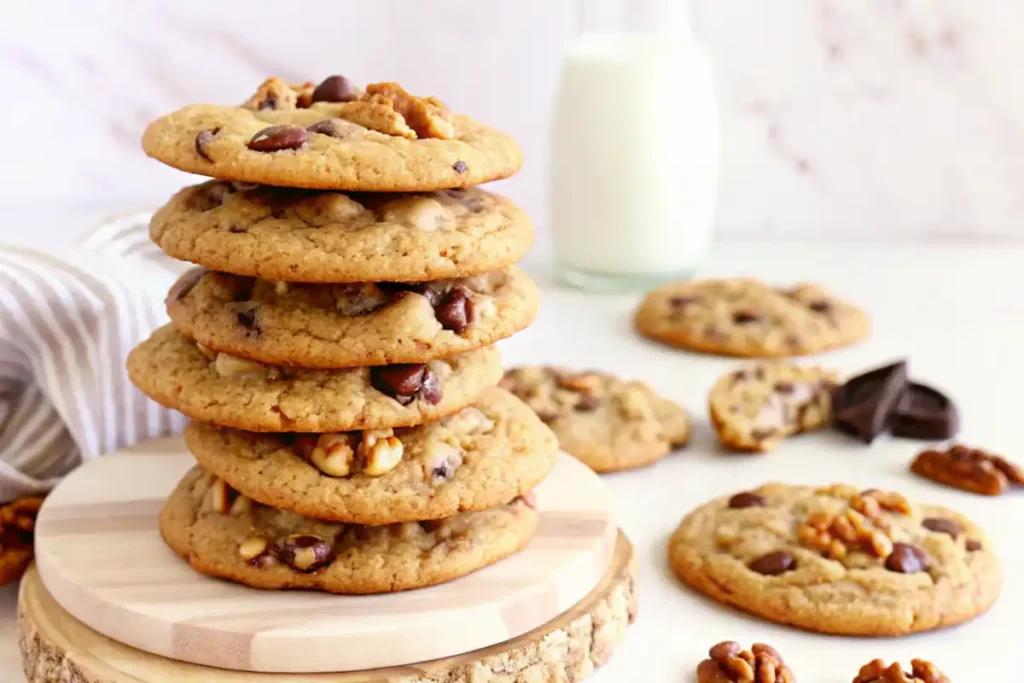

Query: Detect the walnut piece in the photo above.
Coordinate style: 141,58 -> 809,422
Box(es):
697,641 -> 795,683
911,443 -> 1024,496
332,283 -> 390,316
309,433 -> 355,477
241,77 -> 314,111
853,658 -> 949,683
797,508 -> 893,560
358,429 -> 404,476
213,352 -> 276,379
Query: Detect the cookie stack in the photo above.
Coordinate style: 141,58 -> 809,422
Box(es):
127,75 -> 557,593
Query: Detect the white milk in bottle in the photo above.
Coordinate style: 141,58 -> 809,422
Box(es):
550,0 -> 719,291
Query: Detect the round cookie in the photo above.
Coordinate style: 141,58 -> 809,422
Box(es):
149,181 -> 533,283
166,266 -> 539,368
668,482 -> 1002,636
708,363 -> 838,452
160,467 -> 537,594
127,325 -> 502,432
635,278 -> 870,357
142,77 -> 522,192
500,366 -> 690,472
184,388 -> 557,525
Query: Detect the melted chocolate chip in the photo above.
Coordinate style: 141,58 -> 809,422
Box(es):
306,119 -> 346,138
808,300 -> 832,313
435,285 -> 475,333
728,492 -> 767,509
194,128 -> 219,162
165,266 -> 208,305
669,295 -> 698,308
885,543 -> 930,573
575,394 -> 600,412
966,539 -> 982,552
236,307 -> 260,335
453,160 -> 468,174
922,517 -> 963,539
248,125 -> 307,152
311,75 -> 356,103
370,364 -> 442,405
732,310 -> 761,324
276,535 -> 333,573
748,551 -> 796,576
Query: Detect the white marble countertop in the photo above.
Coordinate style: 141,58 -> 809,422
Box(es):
0,236 -> 1020,680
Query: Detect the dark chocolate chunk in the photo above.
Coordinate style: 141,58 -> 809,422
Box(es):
891,382 -> 959,440
921,517 -> 962,539
732,310 -> 761,324
884,542 -> 930,573
435,285 -> 475,333
370,364 -> 442,405
453,160 -> 468,174
728,492 -> 766,509
248,125 -> 307,152
830,360 -> 908,443
748,551 -> 796,576
236,307 -> 260,335
306,119 -> 346,138
311,75 -> 357,103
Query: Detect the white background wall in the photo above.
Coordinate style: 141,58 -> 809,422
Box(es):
4,0 -> 1024,242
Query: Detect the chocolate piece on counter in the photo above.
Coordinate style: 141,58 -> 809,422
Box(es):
891,382 -> 959,440
830,360 -> 908,443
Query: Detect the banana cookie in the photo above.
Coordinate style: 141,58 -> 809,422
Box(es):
127,325 -> 501,432
668,483 -> 1001,635
166,266 -> 539,368
184,388 -> 557,525
709,363 -> 838,452
160,467 -> 537,594
635,278 -> 869,357
142,76 -> 522,192
500,366 -> 690,472
150,181 -> 532,283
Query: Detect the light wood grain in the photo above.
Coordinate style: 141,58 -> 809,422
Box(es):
33,437 -> 617,673
19,532 -> 635,682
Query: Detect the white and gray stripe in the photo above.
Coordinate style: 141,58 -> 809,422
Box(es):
0,214 -> 186,502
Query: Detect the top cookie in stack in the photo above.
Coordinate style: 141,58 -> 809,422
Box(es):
128,75 -> 557,594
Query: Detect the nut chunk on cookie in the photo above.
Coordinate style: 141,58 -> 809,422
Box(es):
697,641 -> 795,683
852,658 -> 948,683
500,366 -> 690,472
911,443 -> 1024,496
708,364 -> 837,452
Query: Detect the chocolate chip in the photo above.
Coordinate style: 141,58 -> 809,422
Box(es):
891,382 -> 959,440
311,75 -> 356,103
575,394 -> 600,412
435,285 -> 475,333
419,519 -> 445,532
922,517 -> 962,539
808,300 -> 832,313
236,307 -> 260,335
165,266 -> 208,305
728,492 -> 767,509
774,381 -> 795,394
248,125 -> 307,152
306,119 -> 346,138
831,360 -> 909,444
885,543 -> 930,573
966,539 -> 982,552
370,364 -> 442,405
453,160 -> 468,174
733,310 -> 761,324
669,295 -> 698,309
749,551 -> 796,576
276,535 -> 333,573
194,128 -> 219,161
249,553 -> 277,568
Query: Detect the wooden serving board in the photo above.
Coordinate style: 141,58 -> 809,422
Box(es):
19,532 -> 636,683
33,437 -> 617,673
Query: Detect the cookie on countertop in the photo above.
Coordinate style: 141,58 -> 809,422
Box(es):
910,444 -> 1024,496
160,467 -> 537,594
184,388 -> 557,525
127,325 -> 502,432
142,77 -> 522,192
696,641 -> 795,683
499,366 -> 690,472
166,266 -> 539,368
708,363 -> 837,452
635,278 -> 869,357
853,658 -> 949,683
668,482 -> 1001,636
150,180 -> 533,283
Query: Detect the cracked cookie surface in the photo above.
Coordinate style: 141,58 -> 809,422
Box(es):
184,388 -> 557,524
128,325 -> 501,432
500,366 -> 690,472
159,467 -> 537,594
635,278 -> 869,357
149,181 -> 532,282
142,77 -> 522,192
668,482 -> 1001,635
166,266 -> 539,368
709,363 -> 838,452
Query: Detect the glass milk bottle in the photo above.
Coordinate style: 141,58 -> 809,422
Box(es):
550,0 -> 719,291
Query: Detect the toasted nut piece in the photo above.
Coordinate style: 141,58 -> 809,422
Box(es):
239,536 -> 268,561
309,433 -> 355,477
359,429 -> 404,476
214,352 -> 267,378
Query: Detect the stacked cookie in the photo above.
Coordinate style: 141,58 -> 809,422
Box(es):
128,75 -> 557,593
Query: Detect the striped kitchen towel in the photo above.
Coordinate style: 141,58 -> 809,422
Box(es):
0,213 -> 187,502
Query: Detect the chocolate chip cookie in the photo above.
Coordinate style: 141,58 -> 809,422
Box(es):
160,467 -> 537,594
142,77 -> 522,192
149,181 -> 533,283
500,367 -> 690,472
635,278 -> 869,357
668,483 -> 1001,635
709,363 -> 837,452
184,388 -> 557,524
128,325 -> 502,432
166,266 -> 539,368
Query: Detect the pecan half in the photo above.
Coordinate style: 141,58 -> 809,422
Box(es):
853,658 -> 949,683
697,641 -> 795,682
911,443 -> 1024,496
